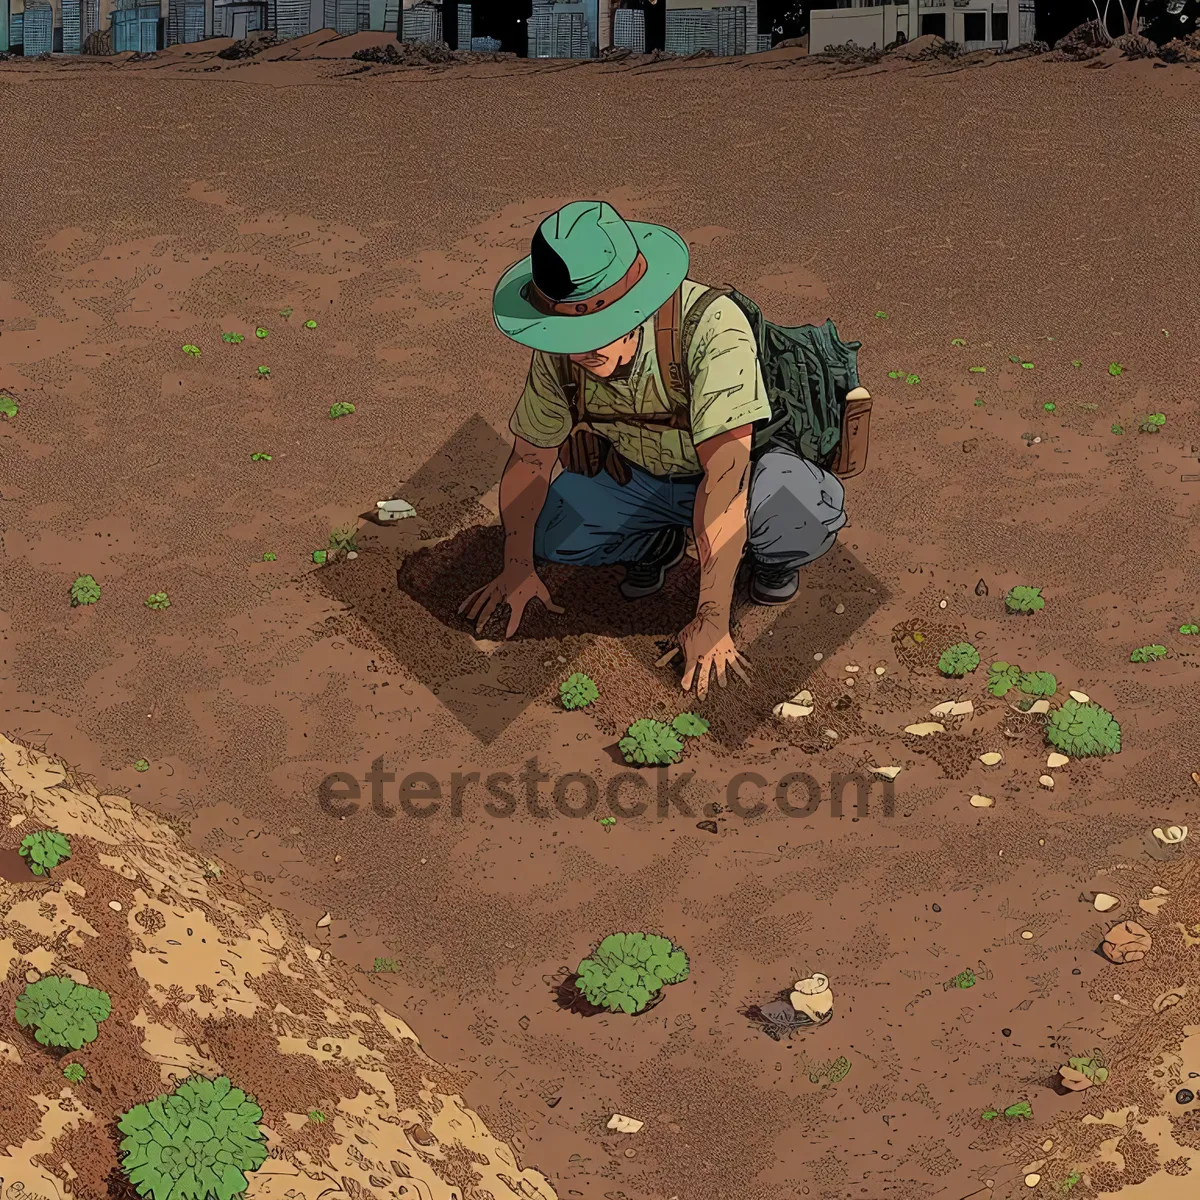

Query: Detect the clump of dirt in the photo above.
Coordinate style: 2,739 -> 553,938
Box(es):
0,733 -> 555,1200
351,39 -> 516,65
217,34 -> 282,59
1160,29 -> 1200,61
816,40 -> 885,65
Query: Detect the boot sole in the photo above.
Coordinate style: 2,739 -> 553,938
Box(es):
619,536 -> 688,600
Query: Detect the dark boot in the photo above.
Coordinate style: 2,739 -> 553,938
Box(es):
619,527 -> 688,600
749,560 -> 800,606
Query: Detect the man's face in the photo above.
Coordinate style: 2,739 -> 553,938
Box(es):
567,327 -> 640,379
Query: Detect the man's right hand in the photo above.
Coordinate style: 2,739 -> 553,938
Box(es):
458,569 -> 564,639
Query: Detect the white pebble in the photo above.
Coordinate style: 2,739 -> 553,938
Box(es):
875,666 -> 886,676
845,664 -> 860,672
1039,774 -> 1055,789
1069,690 -> 1090,703
835,603 -> 845,614
969,794 -> 994,808
346,551 -> 358,559
939,599 -> 947,609
109,901 -> 122,912
813,652 -> 823,661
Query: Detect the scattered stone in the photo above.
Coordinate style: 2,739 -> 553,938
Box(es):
1041,1139 -> 1054,1152
1021,930 -> 1034,940
346,551 -> 358,559
1024,1175 -> 1041,1188
970,795 -> 994,808
376,498 -> 416,520
845,664 -> 859,672
822,729 -> 839,740
874,766 -> 902,780
932,904 -> 942,912
1039,775 -> 1055,789
317,912 -> 332,928
979,751 -> 1004,765
1093,893 -> 1120,912
1178,1089 -> 1195,1105
109,901 -> 122,911
975,578 -> 988,596
1139,895 -> 1170,916
1047,753 -> 1069,769
905,722 -> 945,736
790,974 -> 834,1022
1028,699 -> 1051,714
24,969 -> 39,984
696,820 -> 719,834
773,700 -> 814,719
939,599 -> 948,609
835,603 -> 845,614
1152,886 -> 1170,895
607,1114 -> 644,1133
1101,921 -> 1152,963
1069,690 -> 1090,703
875,665 -> 886,676
931,700 -> 974,717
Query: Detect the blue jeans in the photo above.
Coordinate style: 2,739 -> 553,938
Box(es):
533,447 -> 847,571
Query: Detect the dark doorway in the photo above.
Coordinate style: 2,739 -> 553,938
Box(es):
990,9 -> 1009,38
962,9 -> 985,38
474,0 -> 530,54
443,0 -> 458,46
616,0 -> 665,51
920,10 -> 946,35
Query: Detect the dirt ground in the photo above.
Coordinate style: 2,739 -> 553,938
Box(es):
2,36 -> 1200,1200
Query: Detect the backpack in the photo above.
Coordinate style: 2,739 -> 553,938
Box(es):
560,285 -> 872,481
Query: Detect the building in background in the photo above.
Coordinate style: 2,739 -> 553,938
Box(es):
213,0 -> 265,35
166,0 -> 206,41
612,3 -> 643,48
529,0 -> 590,56
322,0 -> 366,33
21,0 -> 52,50
470,32 -> 499,48
455,0 -> 469,44
110,0 -> 161,48
273,0 -> 310,37
664,0 -> 756,54
806,0 -> 1025,50
401,0 -> 439,39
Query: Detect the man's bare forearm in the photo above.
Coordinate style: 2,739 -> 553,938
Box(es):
693,441 -> 752,626
500,441 -> 555,572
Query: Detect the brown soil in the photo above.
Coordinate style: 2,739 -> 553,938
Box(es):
1,39 -> 1200,1200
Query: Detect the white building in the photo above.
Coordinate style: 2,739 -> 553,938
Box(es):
529,0 -> 590,57
400,0 -> 439,40
613,4 -> 643,50
808,0 -> 1032,52
455,0 -> 468,46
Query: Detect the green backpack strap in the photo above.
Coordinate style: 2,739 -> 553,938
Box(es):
661,286 -> 733,407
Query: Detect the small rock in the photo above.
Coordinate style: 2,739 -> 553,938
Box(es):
970,795 -> 994,808
975,578 -> 988,596
1153,825 -> 1188,844
822,729 -> 838,740
813,652 -> 823,661
24,970 -> 39,984
931,699 -> 973,717
1021,930 -> 1034,939
979,751 -> 1004,765
905,722 -> 945,736
607,1114 -> 644,1134
845,664 -> 859,673
1042,1140 -> 1053,1152
1028,699 -> 1051,714
939,599 -> 948,608
1069,690 -> 1090,703
1047,753 -> 1069,769
1101,921 -> 1151,963
962,438 -> 977,453
835,603 -> 845,614
346,551 -> 358,559
317,912 -> 332,928
1039,774 -> 1055,789
874,766 -> 902,780
334,854 -> 342,864
1152,886 -> 1170,895
109,901 -> 122,912
1025,1175 -> 1041,1188
696,820 -> 719,834
623,1148 -> 636,1158
1093,893 -> 1120,912
1177,1089 -> 1195,1105
773,701 -> 813,719
1139,895 -> 1170,916
875,665 -> 886,676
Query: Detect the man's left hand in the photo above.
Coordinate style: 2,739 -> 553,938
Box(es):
677,607 -> 751,701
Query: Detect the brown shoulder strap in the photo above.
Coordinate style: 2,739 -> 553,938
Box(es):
554,354 -> 587,424
655,285 -> 734,406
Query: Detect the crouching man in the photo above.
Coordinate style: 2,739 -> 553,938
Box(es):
460,201 -> 867,700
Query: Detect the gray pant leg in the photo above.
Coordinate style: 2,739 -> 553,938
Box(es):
746,447 -> 847,570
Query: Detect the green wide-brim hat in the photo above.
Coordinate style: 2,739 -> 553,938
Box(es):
492,200 -> 689,355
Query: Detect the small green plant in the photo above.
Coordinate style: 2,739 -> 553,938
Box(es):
221,332 -> 244,344
182,344 -> 201,357
0,394 -> 18,418
257,365 -> 270,377
1005,585 -> 1045,614
372,957 -> 400,973
19,829 -> 72,876
250,452 -> 272,461
1044,402 -> 1056,412
134,759 -> 150,772
1067,1052 -> 1109,1084
875,311 -> 888,319
1046,699 -> 1121,758
945,968 -> 976,990
559,672 -> 599,710
304,319 -> 318,329
618,719 -> 685,767
1139,413 -> 1165,432
974,398 -> 985,406
982,1100 -> 1032,1121
329,402 -> 355,419
987,662 -> 1022,697
307,1109 -> 325,1123
1180,624 -> 1199,635
1112,423 -> 1123,434
968,365 -> 986,373
950,338 -> 966,347
1018,670 -> 1056,697
672,712 -> 710,738
1130,643 -> 1167,663
15,976 -> 111,1049
887,370 -> 904,379
575,932 -> 689,1014
1058,1171 -> 1083,1192
905,373 -> 920,385
118,1075 -> 267,1200
63,1062 -> 87,1084
937,642 -> 980,677
279,307 -> 293,319
1108,363 -> 1123,377
1071,359 -> 1082,368
312,549 -> 328,565
70,574 -> 101,607
145,592 -> 170,610
262,552 -> 276,561
598,816 -> 616,832
255,327 -> 269,339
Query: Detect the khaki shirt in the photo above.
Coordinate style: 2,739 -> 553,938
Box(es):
509,278 -> 771,477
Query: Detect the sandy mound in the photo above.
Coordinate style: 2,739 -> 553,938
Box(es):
0,733 -> 556,1200
891,33 -> 946,58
